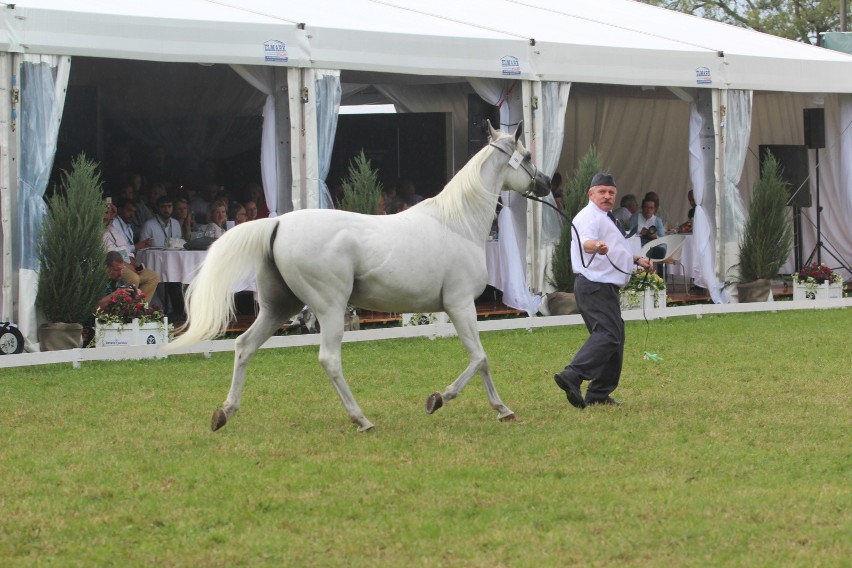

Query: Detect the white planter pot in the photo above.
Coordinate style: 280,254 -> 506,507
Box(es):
620,288 -> 666,311
401,312 -> 450,327
793,281 -> 842,302
95,318 -> 169,347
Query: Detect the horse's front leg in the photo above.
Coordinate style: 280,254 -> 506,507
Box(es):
315,310 -> 375,432
426,303 -> 515,422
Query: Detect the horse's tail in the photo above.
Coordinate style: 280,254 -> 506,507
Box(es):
165,218 -> 279,350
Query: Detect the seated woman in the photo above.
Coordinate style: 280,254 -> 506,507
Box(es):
202,200 -> 228,239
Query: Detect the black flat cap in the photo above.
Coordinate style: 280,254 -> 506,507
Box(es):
589,173 -> 616,188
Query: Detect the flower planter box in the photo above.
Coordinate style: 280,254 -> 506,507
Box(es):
620,289 -> 666,311
792,281 -> 842,302
401,312 -> 451,327
95,318 -> 169,347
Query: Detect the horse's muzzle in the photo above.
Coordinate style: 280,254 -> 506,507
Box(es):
531,171 -> 551,197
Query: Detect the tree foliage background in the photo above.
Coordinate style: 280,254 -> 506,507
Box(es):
638,1 -> 846,45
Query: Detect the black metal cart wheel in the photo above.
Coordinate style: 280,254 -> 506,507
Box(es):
0,323 -> 25,355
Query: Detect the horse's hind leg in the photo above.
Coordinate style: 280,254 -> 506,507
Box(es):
427,303 -> 515,422
313,308 -> 375,432
213,282 -> 302,431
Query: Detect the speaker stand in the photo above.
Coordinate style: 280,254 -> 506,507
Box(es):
803,147 -> 852,278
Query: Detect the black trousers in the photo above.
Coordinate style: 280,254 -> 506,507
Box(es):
560,274 -> 625,399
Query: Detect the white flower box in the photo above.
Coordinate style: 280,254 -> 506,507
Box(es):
620,288 -> 666,311
95,318 -> 169,347
792,281 -> 842,302
401,312 -> 451,327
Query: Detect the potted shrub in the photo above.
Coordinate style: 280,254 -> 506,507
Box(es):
544,147 -> 603,315
36,154 -> 109,350
340,150 -> 383,216
735,152 -> 793,303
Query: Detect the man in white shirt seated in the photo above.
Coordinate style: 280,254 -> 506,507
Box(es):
611,193 -> 638,234
141,195 -> 183,248
102,201 -> 160,303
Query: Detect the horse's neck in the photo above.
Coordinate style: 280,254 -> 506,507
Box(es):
430,149 -> 503,242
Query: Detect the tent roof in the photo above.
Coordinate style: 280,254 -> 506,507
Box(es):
4,0 -> 852,92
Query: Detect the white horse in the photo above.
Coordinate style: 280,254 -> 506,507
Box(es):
166,122 -> 550,431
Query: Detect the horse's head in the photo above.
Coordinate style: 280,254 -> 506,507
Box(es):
487,120 -> 551,197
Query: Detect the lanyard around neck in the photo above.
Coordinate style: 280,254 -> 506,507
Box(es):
157,217 -> 172,239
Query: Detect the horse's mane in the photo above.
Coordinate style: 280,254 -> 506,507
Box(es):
421,146 -> 499,241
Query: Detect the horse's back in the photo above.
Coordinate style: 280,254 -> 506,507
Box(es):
272,208 -> 487,312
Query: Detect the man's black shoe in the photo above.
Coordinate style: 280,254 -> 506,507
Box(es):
554,374 -> 586,409
585,396 -> 622,406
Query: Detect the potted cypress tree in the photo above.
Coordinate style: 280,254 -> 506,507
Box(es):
544,147 -> 603,315
36,154 -> 109,350
340,150 -> 383,215
735,152 -> 793,303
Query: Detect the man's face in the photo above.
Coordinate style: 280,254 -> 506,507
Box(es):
119,203 -> 136,223
157,201 -> 174,219
107,260 -> 124,281
588,185 -> 617,212
642,201 -> 656,220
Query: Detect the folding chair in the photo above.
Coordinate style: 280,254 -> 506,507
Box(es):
641,234 -> 688,294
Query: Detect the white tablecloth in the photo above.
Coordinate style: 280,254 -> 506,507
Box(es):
137,248 -> 256,292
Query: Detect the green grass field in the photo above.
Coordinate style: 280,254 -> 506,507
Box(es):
2,310 -> 850,567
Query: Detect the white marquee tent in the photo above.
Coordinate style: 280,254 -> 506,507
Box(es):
2,0 -> 851,350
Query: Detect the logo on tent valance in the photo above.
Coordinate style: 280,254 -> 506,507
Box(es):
695,67 -> 712,85
501,56 -> 521,76
265,40 -> 289,63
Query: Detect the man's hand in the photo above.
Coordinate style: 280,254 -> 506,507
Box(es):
636,257 -> 654,273
135,237 -> 153,250
584,239 -> 608,255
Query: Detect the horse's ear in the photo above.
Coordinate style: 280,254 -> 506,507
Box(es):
487,119 -> 500,142
513,121 -> 524,143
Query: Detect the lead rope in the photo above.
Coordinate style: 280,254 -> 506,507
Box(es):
521,192 -> 662,362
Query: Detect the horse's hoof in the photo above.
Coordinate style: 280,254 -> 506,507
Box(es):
425,391 -> 444,414
498,412 -> 516,422
211,408 -> 228,431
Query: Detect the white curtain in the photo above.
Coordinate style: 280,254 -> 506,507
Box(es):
314,69 -> 341,209
535,81 -> 571,294
18,55 -> 71,348
540,82 -> 570,244
720,90 -> 752,288
230,65 -> 294,216
468,78 -> 540,313
689,91 -> 729,304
